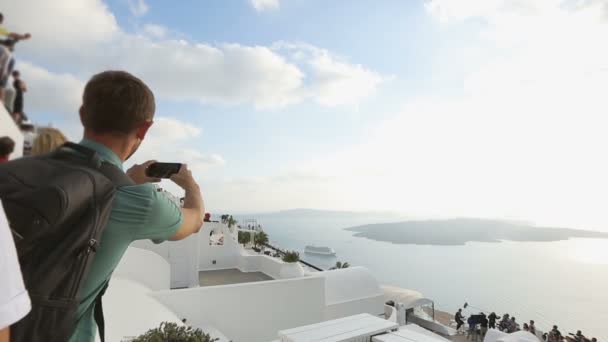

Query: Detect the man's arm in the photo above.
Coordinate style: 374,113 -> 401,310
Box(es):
6,33 -> 30,41
169,165 -> 204,240
126,161 -> 204,241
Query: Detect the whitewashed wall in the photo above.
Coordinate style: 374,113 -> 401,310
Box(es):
238,254 -> 287,279
151,276 -> 326,342
0,106 -> 23,159
117,247 -> 389,341
114,247 -> 171,291
320,267 -> 385,320
168,233 -> 200,288
131,231 -> 202,288
198,222 -> 241,271
325,296 -> 385,320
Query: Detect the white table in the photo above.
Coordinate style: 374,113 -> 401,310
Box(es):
279,313 -> 398,342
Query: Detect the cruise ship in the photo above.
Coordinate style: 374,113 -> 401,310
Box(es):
304,245 -> 336,256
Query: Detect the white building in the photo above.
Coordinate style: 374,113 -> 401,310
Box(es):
109,219 -> 392,341
105,214 -> 459,342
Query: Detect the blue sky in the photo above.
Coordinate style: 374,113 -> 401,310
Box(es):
97,0 -> 477,177
5,0 -> 608,231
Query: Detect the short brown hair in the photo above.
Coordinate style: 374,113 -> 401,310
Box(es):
81,71 -> 155,135
0,136 -> 15,157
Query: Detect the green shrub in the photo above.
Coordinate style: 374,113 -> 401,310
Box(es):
131,322 -> 218,342
253,231 -> 269,247
227,216 -> 237,228
238,231 -> 251,244
282,250 -> 300,263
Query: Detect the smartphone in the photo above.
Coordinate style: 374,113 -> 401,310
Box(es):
145,162 -> 182,178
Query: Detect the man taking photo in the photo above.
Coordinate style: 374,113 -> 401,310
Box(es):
68,71 -> 205,342
0,70 -> 204,342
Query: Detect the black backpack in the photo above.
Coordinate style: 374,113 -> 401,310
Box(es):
0,142 -> 134,342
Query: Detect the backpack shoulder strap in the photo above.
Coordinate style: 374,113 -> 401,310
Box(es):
99,162 -> 135,188
56,142 -> 135,188
94,281 -> 110,342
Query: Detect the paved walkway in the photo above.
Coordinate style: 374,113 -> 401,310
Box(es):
448,333 -> 473,342
199,269 -> 272,287
434,310 -> 480,342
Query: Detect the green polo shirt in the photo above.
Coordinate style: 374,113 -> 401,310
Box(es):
69,139 -> 183,342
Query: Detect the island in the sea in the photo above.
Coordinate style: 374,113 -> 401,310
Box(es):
345,218 -> 608,246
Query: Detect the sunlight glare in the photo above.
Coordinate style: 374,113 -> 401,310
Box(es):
570,239 -> 608,265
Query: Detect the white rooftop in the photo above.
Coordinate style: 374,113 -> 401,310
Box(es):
278,313 -> 398,342
372,324 -> 451,342
381,286 -> 433,309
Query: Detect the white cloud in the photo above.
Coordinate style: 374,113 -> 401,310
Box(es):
2,0 -> 119,58
306,47 -> 386,107
150,117 -> 201,140
120,40 -> 304,109
15,61 -> 84,117
142,24 -> 167,39
113,116 -> 224,197
128,0 -> 149,17
135,117 -> 223,164
250,0 -> 280,12
425,0 -> 508,23
207,0 -> 608,228
180,151 -> 226,168
292,0 -> 608,229
275,43 -> 388,106
5,0 -> 383,111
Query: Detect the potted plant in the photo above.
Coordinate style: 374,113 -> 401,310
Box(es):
282,250 -> 300,263
131,322 -> 218,342
279,250 -> 304,279
330,261 -> 350,270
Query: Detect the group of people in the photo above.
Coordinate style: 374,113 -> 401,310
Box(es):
0,70 -> 206,342
455,308 -> 490,341
1,12 -> 31,126
543,327 -> 597,342
455,309 -> 597,342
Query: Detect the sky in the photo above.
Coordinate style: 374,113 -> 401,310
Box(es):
3,0 -> 608,231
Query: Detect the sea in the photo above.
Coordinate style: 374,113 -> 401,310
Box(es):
237,211 -> 608,341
